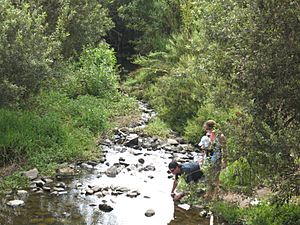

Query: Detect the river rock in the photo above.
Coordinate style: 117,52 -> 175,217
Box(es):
126,190 -> 140,198
138,158 -> 145,164
167,138 -> 179,145
7,200 -> 24,207
42,178 -> 54,184
56,182 -> 66,189
105,166 -> 120,178
56,167 -> 75,177
23,168 -> 39,180
145,209 -> 155,217
123,134 -> 139,147
33,179 -> 45,188
17,190 -> 28,197
99,204 -> 113,212
42,187 -> 51,192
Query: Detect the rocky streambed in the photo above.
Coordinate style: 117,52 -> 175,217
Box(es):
0,102 -> 210,225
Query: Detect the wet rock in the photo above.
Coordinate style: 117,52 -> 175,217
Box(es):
138,158 -> 145,164
126,190 -> 140,198
167,139 -> 179,145
119,157 -> 126,162
56,182 -> 67,189
95,192 -> 103,198
85,188 -> 94,195
199,210 -> 207,217
42,187 -> 51,192
105,166 -> 120,178
145,209 -> 155,217
99,204 -> 113,212
53,187 -> 65,192
123,134 -> 139,147
76,183 -> 83,188
91,185 -> 102,193
17,190 -> 28,197
33,180 -> 45,188
7,200 -> 24,207
144,165 -> 156,171
56,167 -> 75,177
89,203 -> 98,207
100,157 -> 106,163
81,163 -> 93,169
23,168 -> 39,180
101,139 -> 113,146
42,178 -> 54,184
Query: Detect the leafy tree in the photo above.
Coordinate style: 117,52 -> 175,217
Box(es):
0,1 -> 63,106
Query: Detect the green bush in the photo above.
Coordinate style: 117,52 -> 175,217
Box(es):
143,118 -> 171,139
220,157 -> 257,194
213,202 -> 244,225
61,43 -> 119,98
0,109 -> 94,168
0,1 -> 63,106
35,91 -> 108,135
245,203 -> 300,225
213,201 -> 300,225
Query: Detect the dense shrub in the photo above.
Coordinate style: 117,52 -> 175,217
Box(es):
61,43 -> 119,98
0,109 -> 94,168
0,1 -> 63,106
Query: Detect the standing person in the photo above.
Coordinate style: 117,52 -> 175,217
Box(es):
168,160 -> 204,201
200,120 -> 227,197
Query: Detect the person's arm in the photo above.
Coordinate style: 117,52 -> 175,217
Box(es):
171,179 -> 178,196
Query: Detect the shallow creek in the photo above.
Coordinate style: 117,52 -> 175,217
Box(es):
0,102 -> 211,225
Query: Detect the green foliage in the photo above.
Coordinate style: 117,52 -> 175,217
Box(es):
26,0 -> 114,58
0,109 -> 94,168
143,118 -> 171,139
214,202 -> 300,225
220,158 -> 257,193
213,202 -> 244,225
124,0 -> 300,205
0,0 -> 63,106
60,44 -> 119,98
118,0 -> 181,53
35,91 -> 109,135
245,203 -> 300,225
0,172 -> 28,190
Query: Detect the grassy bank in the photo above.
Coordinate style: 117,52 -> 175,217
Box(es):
0,44 -> 139,190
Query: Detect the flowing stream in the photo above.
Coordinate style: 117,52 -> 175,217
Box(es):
0,102 -> 210,225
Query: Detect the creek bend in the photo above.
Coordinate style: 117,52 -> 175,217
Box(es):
0,102 -> 209,225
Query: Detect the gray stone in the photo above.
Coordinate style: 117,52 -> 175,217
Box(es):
56,167 -> 75,177
99,204 -> 113,212
23,168 -> 39,180
123,134 -> 139,147
7,200 -> 24,207
138,158 -> 145,164
17,190 -> 28,197
167,139 -> 179,145
42,187 -> 51,192
105,166 -> 120,178
145,209 -> 155,217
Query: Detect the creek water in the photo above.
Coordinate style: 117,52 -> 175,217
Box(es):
0,102 -> 210,225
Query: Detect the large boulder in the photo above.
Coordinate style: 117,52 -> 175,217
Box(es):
23,168 -> 39,180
